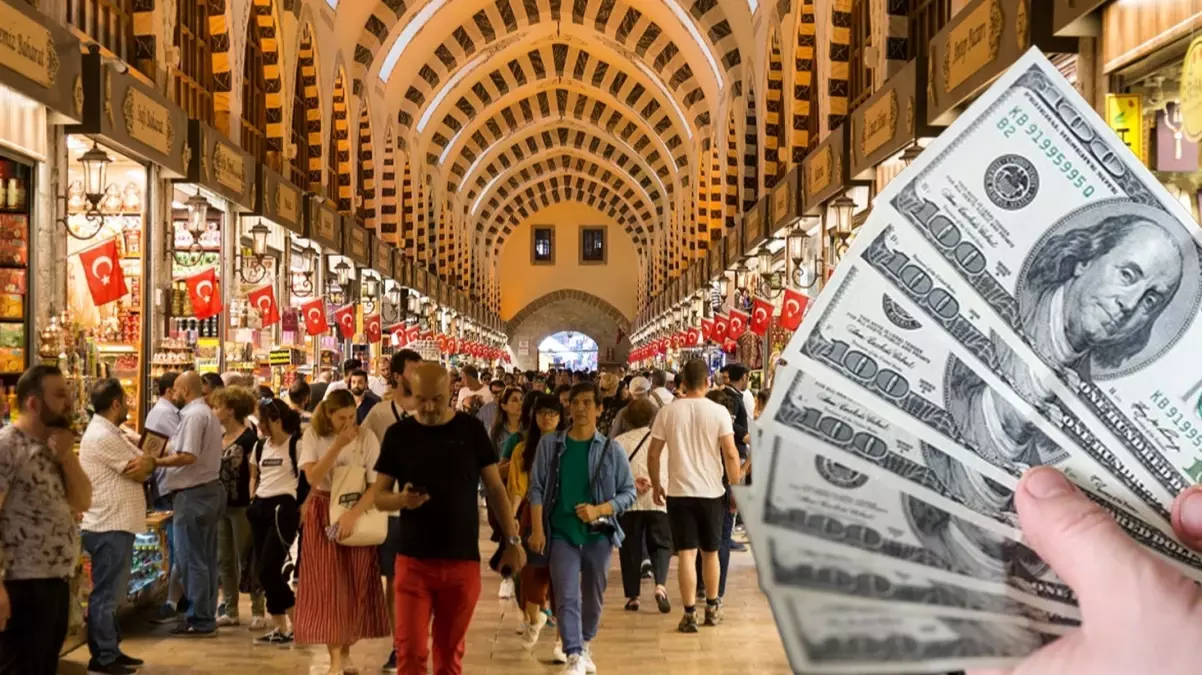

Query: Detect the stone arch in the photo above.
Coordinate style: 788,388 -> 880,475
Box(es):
330,68 -> 352,210
764,28 -> 786,189
742,82 -> 759,213
357,102 -> 376,227
379,126 -> 399,244
210,0 -> 234,135
724,91 -> 740,233
506,290 -> 632,370
292,22 -> 322,192
792,0 -> 817,163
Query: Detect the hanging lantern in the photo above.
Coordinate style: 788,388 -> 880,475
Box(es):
185,191 -> 210,238
80,142 -> 113,209
248,220 -> 270,257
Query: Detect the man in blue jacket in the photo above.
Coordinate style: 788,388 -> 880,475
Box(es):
527,382 -> 636,675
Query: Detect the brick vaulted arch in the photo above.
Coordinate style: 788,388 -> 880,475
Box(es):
506,289 -> 632,369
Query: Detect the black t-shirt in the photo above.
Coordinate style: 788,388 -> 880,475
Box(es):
375,412 -> 498,561
221,427 -> 257,508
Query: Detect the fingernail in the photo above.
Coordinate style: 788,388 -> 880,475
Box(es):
1180,490 -> 1202,536
1024,467 -> 1072,499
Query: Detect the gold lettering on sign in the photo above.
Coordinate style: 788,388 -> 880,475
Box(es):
772,180 -> 791,225
212,141 -> 245,193
275,184 -> 298,224
352,227 -> 368,258
1181,37 -> 1202,142
944,0 -> 1004,94
122,88 -> 174,155
805,144 -> 833,200
319,210 -> 335,240
744,208 -> 761,246
861,90 -> 898,159
0,1 -> 57,88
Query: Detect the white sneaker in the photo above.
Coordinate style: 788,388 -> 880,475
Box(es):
521,612 -> 548,650
551,637 -> 567,663
216,615 -> 240,627
581,643 -> 597,673
249,616 -> 270,630
561,654 -> 587,675
498,577 -> 515,599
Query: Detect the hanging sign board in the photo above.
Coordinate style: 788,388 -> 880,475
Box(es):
0,0 -> 83,122
255,165 -> 305,236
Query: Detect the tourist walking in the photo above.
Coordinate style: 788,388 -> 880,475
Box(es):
613,398 -> 672,614
0,366 -> 91,674
210,386 -> 265,627
647,360 -> 741,633
372,363 -> 524,675
294,389 -> 389,674
247,397 -> 303,646
527,382 -> 636,675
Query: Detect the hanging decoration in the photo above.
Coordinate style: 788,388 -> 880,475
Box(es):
713,313 -> 730,342
185,267 -> 222,320
333,304 -> 356,339
365,314 -> 381,343
780,288 -> 810,331
750,298 -> 773,337
727,308 -> 750,340
77,237 -> 128,306
247,284 -> 280,327
300,298 -> 327,336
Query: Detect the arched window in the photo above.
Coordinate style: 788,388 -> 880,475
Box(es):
242,17 -> 269,164
170,1 -> 213,124
289,37 -> 314,191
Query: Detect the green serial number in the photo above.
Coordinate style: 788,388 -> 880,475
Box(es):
995,106 -> 1096,199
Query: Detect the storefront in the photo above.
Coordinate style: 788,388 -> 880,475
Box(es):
0,0 -> 84,411
162,120 -> 256,379
304,197 -> 345,373
342,216 -> 373,365
849,59 -> 935,196
60,49 -> 188,431
802,125 -> 867,272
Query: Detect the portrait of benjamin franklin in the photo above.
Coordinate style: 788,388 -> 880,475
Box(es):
1017,203 -> 1198,380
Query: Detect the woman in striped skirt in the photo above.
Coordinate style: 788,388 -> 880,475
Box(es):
295,390 -> 389,674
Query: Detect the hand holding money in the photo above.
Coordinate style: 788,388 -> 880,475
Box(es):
965,468 -> 1202,675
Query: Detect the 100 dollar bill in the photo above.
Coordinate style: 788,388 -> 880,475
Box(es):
880,50 -> 1202,497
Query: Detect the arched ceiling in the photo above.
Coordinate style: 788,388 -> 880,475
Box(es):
334,0 -> 750,272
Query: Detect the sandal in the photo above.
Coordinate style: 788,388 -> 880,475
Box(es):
655,590 -> 672,614
624,598 -> 640,611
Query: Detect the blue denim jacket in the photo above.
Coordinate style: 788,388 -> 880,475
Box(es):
527,430 -> 637,548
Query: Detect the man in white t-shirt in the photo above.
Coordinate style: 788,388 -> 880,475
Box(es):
648,370 -> 675,408
455,364 -> 494,411
648,359 -> 741,634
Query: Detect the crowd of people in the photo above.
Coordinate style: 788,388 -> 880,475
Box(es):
0,354 -> 767,675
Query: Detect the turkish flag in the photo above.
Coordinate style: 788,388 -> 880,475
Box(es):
700,319 -> 714,342
750,298 -> 773,337
686,326 -> 701,346
333,305 -> 356,339
247,284 -> 279,327
780,288 -> 810,331
406,325 -> 421,344
722,338 -> 737,354
727,308 -> 750,340
713,314 -> 730,342
299,298 -> 327,335
365,314 -> 381,343
389,323 -> 407,346
78,238 -> 128,306
185,268 -> 222,320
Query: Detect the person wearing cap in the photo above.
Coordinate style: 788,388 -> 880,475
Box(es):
608,376 -> 660,438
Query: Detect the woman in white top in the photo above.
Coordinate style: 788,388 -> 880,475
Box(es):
292,390 -> 389,674
246,397 -> 302,646
614,398 -> 672,613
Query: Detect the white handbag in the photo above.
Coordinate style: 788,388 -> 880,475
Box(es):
328,438 -> 388,547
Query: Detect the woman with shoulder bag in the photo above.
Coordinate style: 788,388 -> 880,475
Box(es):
293,390 -> 389,675
246,397 -> 303,646
613,398 -> 672,613
507,393 -> 563,650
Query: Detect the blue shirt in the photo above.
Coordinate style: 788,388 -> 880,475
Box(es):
162,398 -> 224,492
146,396 -> 182,499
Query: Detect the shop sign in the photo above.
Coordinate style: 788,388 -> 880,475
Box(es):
0,0 -> 82,121
305,196 -> 342,252
803,125 -> 848,213
769,167 -> 799,232
743,198 -> 767,252
344,219 -> 371,267
927,0 -> 1075,126
850,60 -> 924,179
1105,94 -> 1145,165
708,239 -> 725,280
393,251 -> 410,287
71,52 -> 187,176
268,349 -> 294,366
373,237 -> 394,279
1182,37 -> 1202,142
181,121 -> 255,210
254,165 -> 304,236
725,220 -> 743,269
1052,0 -> 1107,37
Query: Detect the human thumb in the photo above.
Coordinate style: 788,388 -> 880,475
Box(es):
1015,467 -> 1161,617
1170,485 -> 1202,551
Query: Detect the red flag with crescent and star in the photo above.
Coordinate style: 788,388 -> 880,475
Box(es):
389,323 -> 407,346
686,326 -> 701,346
749,298 -> 773,337
78,238 -> 128,306
365,314 -> 381,343
300,298 -> 327,335
333,305 -> 356,339
712,313 -> 730,342
780,288 -> 810,331
406,325 -> 421,344
727,308 -> 750,340
185,268 -> 222,320
700,319 -> 714,342
247,284 -> 279,327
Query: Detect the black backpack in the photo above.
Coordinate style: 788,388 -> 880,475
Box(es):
254,434 -> 309,507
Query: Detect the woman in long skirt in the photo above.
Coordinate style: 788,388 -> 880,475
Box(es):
294,390 -> 389,674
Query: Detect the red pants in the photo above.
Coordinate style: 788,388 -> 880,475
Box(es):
394,556 -> 482,675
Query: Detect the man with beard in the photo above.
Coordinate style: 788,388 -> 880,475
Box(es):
363,349 -> 422,673
350,369 -> 382,424
79,379 -> 156,674
0,365 -> 92,674
372,363 -> 524,675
